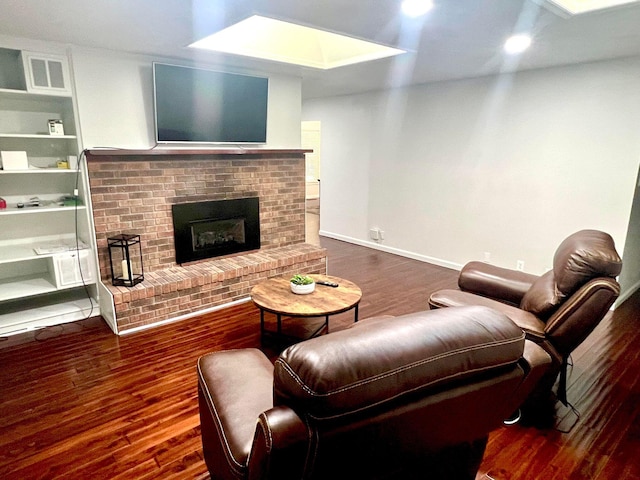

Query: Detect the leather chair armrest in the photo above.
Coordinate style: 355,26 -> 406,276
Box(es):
544,277 -> 620,356
459,261 -> 539,306
197,349 -> 275,479
247,406 -> 309,480
428,290 -> 547,340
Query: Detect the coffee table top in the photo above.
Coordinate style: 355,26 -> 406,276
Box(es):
251,275 -> 362,317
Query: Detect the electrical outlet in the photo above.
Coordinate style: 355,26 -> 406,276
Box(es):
516,260 -> 525,271
483,252 -> 491,263
379,230 -> 385,240
369,228 -> 380,240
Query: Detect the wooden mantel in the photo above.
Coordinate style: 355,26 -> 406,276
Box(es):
84,147 -> 312,160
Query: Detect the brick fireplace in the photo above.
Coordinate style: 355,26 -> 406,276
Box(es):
85,148 -> 327,333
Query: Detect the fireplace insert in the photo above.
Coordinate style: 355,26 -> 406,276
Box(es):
172,197 -> 260,264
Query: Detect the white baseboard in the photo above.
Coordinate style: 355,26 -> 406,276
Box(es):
118,297 -> 252,335
319,231 -> 463,271
616,279 -> 640,308
320,231 -> 638,312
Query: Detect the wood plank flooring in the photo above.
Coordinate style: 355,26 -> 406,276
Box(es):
0,237 -> 638,479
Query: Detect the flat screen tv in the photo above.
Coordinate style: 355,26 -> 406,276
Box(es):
153,62 -> 268,144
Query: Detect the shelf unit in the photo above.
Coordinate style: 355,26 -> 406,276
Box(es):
0,133 -> 77,139
0,46 -> 99,336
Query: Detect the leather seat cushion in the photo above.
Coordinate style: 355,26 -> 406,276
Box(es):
273,306 -> 525,420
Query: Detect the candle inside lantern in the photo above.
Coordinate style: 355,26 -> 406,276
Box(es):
122,259 -> 131,281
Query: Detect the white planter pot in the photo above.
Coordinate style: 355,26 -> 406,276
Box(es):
290,282 -> 315,294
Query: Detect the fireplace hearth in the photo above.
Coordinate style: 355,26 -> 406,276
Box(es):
172,197 -> 260,264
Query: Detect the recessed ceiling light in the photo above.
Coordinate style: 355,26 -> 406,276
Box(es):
188,15 -> 406,70
401,0 -> 435,17
541,0 -> 639,15
504,34 -> 532,54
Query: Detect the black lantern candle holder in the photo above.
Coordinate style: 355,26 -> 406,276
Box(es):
108,234 -> 144,287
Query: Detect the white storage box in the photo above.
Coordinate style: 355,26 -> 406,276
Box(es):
0,151 -> 29,170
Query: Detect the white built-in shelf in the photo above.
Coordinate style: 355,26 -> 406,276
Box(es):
0,292 -> 97,336
0,240 -> 87,264
0,243 -> 43,264
0,205 -> 85,216
0,87 -> 28,96
0,273 -> 57,302
0,133 -> 77,139
0,47 -> 98,335
0,87 -> 71,99
0,168 -> 76,174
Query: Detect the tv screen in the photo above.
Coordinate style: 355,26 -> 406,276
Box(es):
153,63 -> 268,144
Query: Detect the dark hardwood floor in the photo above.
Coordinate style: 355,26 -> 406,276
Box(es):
1,237 -> 638,479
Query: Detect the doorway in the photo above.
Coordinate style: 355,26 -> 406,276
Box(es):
302,121 -> 321,245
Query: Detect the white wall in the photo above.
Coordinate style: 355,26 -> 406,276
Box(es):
303,57 -> 640,296
619,164 -> 640,303
305,95 -> 374,240
70,47 -> 302,149
3,34 -> 637,297
0,35 -> 303,149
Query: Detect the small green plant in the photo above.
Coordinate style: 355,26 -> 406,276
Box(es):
290,274 -> 314,285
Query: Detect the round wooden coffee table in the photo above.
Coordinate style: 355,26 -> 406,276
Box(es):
251,274 -> 362,344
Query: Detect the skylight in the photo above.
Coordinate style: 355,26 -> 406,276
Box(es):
542,0 -> 639,15
188,15 -> 406,70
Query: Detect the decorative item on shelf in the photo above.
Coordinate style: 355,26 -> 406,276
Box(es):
61,194 -> 81,207
108,234 -> 144,287
48,119 -> 64,136
290,274 -> 315,294
56,160 -> 69,169
67,155 -> 78,170
0,197 -> 5,209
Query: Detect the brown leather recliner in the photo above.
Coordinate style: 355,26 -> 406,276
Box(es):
429,229 -> 622,406
197,306 -> 552,480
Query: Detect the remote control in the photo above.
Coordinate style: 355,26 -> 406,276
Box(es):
316,280 -> 339,287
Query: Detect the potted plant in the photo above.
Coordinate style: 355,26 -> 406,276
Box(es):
290,274 -> 315,294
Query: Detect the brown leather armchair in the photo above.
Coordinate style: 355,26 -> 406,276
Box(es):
429,229 -> 622,406
198,306 -> 551,480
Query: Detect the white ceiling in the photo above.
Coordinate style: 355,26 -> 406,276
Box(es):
2,0 -> 640,99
